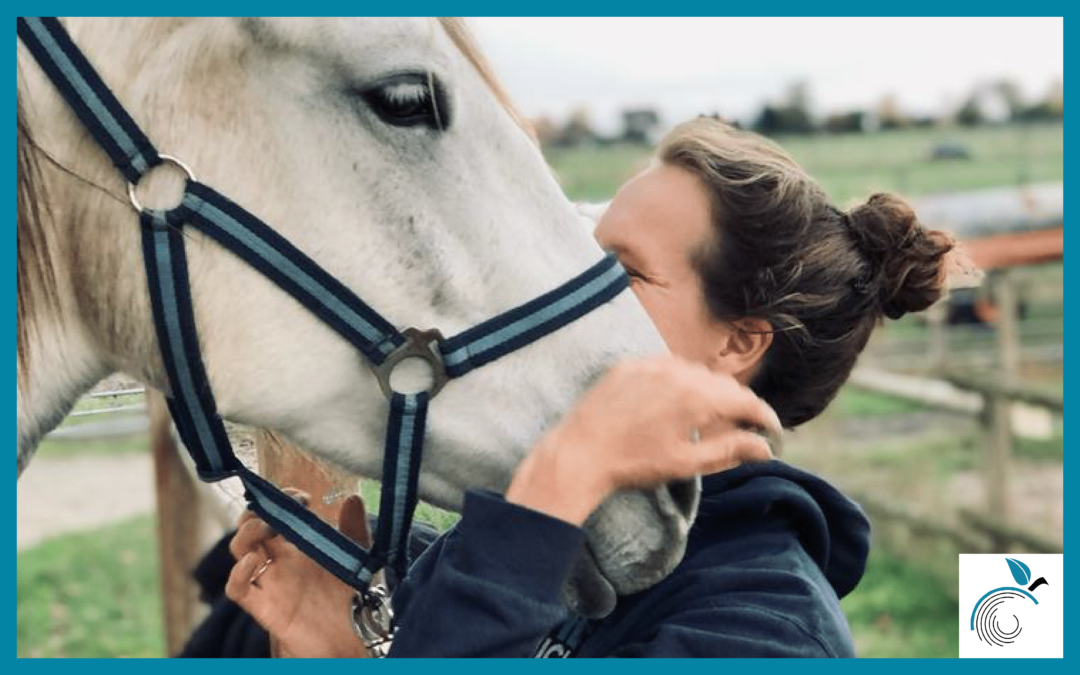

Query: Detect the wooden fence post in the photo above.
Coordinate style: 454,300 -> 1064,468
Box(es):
984,269 -> 1020,550
149,391 -> 211,656
926,299 -> 948,370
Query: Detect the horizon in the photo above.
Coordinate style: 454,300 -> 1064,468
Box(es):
469,17 -> 1063,134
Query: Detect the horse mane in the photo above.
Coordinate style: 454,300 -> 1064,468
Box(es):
16,84 -> 61,385
438,18 -> 536,142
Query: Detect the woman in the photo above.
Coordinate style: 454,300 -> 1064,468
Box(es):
222,118 -> 967,657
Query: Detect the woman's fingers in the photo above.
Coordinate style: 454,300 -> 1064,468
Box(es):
692,429 -> 774,476
689,374 -> 782,440
231,488 -> 312,560
339,494 -> 373,548
230,516 -> 276,560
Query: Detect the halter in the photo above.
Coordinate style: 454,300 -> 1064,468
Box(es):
19,17 -> 630,653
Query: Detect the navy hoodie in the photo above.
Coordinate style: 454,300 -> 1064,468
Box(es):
388,460 -> 870,658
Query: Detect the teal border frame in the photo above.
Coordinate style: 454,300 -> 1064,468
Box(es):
11,2 -> 1070,668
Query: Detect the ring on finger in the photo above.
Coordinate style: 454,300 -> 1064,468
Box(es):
248,557 -> 274,586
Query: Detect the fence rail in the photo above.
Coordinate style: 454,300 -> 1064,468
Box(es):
848,266 -> 1061,554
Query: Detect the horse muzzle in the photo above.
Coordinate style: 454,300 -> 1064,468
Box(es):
563,476 -> 701,618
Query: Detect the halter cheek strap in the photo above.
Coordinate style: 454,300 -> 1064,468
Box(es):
20,14 -> 629,599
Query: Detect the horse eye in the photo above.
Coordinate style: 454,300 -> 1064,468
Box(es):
361,74 -> 446,130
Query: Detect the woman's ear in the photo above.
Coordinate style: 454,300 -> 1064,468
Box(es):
709,317 -> 773,383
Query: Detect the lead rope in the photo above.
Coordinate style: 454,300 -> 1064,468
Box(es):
20,16 -> 631,657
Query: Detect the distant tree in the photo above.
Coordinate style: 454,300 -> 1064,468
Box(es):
991,79 -> 1024,120
823,111 -> 865,134
620,107 -> 660,144
779,80 -> 814,134
956,95 -> 984,127
753,104 -> 784,135
784,81 -> 811,115
781,105 -> 814,134
752,80 -> 815,136
956,83 -> 1012,126
1046,78 -> 1064,115
1017,79 -> 1064,122
557,107 -> 597,147
876,94 -> 909,130
909,115 -> 938,128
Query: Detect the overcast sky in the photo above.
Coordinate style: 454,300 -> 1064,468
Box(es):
468,17 -> 1063,134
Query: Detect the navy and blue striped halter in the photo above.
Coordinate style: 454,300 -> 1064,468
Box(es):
19,15 -> 629,640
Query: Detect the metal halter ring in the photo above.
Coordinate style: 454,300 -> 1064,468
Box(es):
127,154 -> 196,213
371,328 -> 449,401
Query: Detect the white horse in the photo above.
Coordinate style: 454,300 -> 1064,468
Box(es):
16,18 -> 695,617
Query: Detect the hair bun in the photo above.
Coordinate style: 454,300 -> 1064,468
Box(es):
845,194 -> 955,320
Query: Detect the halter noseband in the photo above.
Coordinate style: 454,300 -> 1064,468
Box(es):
19,17 -> 630,654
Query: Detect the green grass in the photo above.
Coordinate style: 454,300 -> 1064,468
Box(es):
830,388 -> 930,418
35,434 -> 149,460
546,143 -> 652,201
19,509 -> 963,658
547,123 -> 1063,204
843,547 -> 959,658
1015,433 -> 1065,463
17,515 -> 165,658
359,479 -> 461,532
778,123 -> 1063,205
15,484 -> 459,659
70,392 -> 145,414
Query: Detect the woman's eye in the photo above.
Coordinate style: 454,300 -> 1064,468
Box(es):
361,75 -> 445,130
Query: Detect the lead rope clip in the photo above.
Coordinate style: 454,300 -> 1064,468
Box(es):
351,581 -> 395,658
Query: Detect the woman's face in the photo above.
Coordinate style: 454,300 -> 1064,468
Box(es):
594,162 -> 731,365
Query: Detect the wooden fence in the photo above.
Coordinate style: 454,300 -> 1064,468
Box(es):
848,268 -> 1063,554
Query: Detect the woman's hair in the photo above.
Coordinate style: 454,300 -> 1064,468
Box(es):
658,117 -> 956,428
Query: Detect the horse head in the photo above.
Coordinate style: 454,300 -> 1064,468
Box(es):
17,17 -> 696,617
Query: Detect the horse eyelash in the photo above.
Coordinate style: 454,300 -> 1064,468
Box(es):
427,71 -> 444,132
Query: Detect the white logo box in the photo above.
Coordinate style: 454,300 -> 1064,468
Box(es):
959,554 -> 1063,658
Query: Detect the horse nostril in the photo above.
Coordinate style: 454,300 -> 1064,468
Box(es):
666,477 -> 698,520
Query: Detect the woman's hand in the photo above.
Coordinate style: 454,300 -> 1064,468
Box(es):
225,491 -> 372,658
506,355 -> 780,525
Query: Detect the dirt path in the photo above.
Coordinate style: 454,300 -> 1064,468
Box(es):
16,454 -> 156,551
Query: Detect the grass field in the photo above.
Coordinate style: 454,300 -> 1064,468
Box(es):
547,123 -> 1063,203
17,515 -> 164,658
18,123 -> 1062,658
15,500 -> 962,658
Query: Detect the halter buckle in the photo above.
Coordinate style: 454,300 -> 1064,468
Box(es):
371,327 -> 448,401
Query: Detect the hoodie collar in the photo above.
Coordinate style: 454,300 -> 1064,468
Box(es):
699,460 -> 870,598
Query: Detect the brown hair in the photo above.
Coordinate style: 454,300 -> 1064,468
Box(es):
658,118 -> 955,428
17,95 -> 59,383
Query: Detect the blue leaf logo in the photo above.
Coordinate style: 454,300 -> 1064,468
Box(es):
1006,558 -> 1031,586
